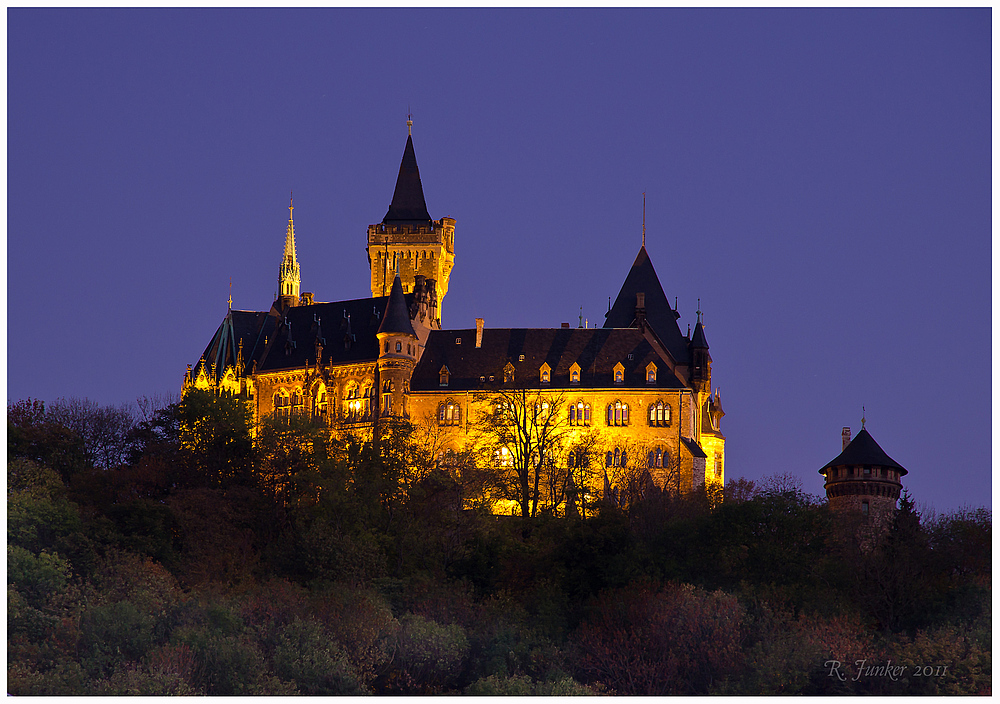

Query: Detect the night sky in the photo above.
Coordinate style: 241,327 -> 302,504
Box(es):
8,9 -> 991,512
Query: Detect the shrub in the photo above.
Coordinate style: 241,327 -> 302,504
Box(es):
387,613 -> 470,693
273,618 -> 364,694
573,580 -> 743,694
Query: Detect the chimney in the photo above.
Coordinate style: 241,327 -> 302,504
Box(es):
475,318 -> 484,348
842,427 -> 851,451
636,292 -> 645,309
561,322 -> 570,328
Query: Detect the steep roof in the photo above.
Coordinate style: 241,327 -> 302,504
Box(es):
604,246 -> 690,364
383,134 -> 432,223
196,310 -> 275,381
691,321 -> 709,350
377,275 -> 417,337
819,427 -> 908,475
411,327 -> 685,392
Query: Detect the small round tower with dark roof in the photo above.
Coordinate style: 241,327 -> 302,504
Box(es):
376,273 -> 418,419
819,421 -> 907,522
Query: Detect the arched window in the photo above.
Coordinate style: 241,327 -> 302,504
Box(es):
584,404 -> 591,424
606,451 -> 613,468
613,448 -> 620,468
620,451 -> 628,468
648,401 -> 670,427
607,401 -> 629,427
569,405 -> 577,424
396,341 -> 402,353
314,385 -> 327,419
438,400 -> 461,426
274,391 -> 290,420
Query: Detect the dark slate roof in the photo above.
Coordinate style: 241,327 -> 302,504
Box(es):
691,321 -> 709,350
257,294 -> 417,372
411,327 -> 686,392
604,246 -> 690,364
195,293 -> 420,377
383,134 -> 432,223
377,275 -> 417,337
819,427 -> 908,475
680,436 -> 708,459
197,310 -> 276,381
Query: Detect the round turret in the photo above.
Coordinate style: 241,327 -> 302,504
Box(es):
819,424 -> 907,521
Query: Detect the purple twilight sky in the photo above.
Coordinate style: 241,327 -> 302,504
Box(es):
7,9 -> 991,512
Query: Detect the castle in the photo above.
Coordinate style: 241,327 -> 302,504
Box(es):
184,123 -> 726,514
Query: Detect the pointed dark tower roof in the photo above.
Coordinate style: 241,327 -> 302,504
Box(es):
820,427 -> 907,475
383,134 -> 432,223
691,320 -> 709,349
604,246 -> 689,363
378,274 -> 417,337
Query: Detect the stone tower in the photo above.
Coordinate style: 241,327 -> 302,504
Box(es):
376,273 -> 418,419
278,195 -> 301,309
367,120 -> 454,325
819,423 -> 907,522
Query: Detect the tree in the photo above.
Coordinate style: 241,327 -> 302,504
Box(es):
176,389 -> 254,489
471,388 -> 571,520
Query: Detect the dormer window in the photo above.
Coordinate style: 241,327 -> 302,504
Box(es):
613,362 -> 625,385
569,362 -> 581,385
646,362 -> 657,384
455,337 -> 462,345
504,362 -> 515,384
439,365 -> 450,387
540,363 -> 551,385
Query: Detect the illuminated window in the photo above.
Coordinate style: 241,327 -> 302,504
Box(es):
396,341 -> 402,353
648,401 -> 670,427
274,391 -> 290,420
291,390 -> 303,416
570,362 -> 581,385
647,447 -> 665,468
646,362 -> 657,384
607,400 -> 629,426
540,363 -> 551,385
314,386 -> 327,418
714,453 -> 722,478
504,363 -> 515,383
438,400 -> 461,426
495,446 -> 512,467
569,401 -> 591,426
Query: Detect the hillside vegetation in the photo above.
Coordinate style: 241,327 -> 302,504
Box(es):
7,392 -> 991,695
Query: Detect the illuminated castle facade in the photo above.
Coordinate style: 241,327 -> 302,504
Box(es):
184,125 -> 726,510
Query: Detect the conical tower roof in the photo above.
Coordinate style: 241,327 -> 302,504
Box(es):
691,320 -> 709,349
378,274 -> 417,337
383,134 -> 432,223
604,246 -> 689,363
819,427 -> 907,475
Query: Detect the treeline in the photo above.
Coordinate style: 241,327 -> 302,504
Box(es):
7,390 -> 991,695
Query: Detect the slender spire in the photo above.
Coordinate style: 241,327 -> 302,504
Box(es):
862,406 -> 866,428
642,192 -> 646,248
407,107 -> 413,136
228,277 -> 232,311
278,192 -> 301,300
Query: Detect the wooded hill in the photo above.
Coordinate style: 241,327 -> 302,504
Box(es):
7,391 -> 991,695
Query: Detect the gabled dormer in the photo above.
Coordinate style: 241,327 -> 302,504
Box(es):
569,362 -> 581,385
539,362 -> 551,386
613,361 -> 625,385
645,361 -> 657,385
